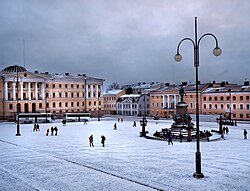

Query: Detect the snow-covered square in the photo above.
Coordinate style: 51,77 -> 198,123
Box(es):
0,116 -> 249,191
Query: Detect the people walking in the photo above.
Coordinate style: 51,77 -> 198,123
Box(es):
89,134 -> 94,147
101,135 -> 106,147
36,123 -> 40,131
243,129 -> 248,139
83,119 -> 87,125
33,123 -> 36,131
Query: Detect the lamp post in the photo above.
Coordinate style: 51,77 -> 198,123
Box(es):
97,92 -> 100,121
140,95 -> 148,137
174,17 -> 222,178
14,71 -> 22,136
228,88 -> 232,123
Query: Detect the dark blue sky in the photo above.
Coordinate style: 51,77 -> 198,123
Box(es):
0,0 -> 249,86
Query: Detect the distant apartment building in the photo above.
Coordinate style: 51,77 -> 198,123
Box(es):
116,94 -> 150,116
0,65 -> 104,120
149,81 -> 250,121
103,89 -> 125,115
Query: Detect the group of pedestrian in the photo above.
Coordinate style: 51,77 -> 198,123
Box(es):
89,134 -> 106,147
117,118 -> 124,123
46,126 -> 58,136
33,123 -> 40,131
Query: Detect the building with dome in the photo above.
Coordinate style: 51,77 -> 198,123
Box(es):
0,65 -> 104,120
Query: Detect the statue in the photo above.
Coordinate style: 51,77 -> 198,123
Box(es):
179,86 -> 186,102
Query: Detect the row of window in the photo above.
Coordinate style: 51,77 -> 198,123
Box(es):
9,101 -> 102,110
203,103 -> 250,110
203,95 -> 250,101
49,84 -> 101,89
50,92 -> 101,99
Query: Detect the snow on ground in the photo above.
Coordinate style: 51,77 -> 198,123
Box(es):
0,116 -> 249,191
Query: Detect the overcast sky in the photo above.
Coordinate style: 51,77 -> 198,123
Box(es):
0,0 -> 250,87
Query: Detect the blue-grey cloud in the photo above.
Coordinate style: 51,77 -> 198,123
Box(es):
0,0 -> 249,87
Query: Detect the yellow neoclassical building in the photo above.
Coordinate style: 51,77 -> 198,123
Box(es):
0,65 -> 104,120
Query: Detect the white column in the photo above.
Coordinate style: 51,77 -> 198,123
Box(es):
20,82 -> 23,100
163,95 -> 165,108
91,85 -> 94,98
28,82 -> 31,100
174,95 -> 177,109
167,95 -> 170,109
86,84 -> 88,99
41,83 -> 45,99
35,82 -> 38,100
13,82 -> 16,100
4,81 -> 8,100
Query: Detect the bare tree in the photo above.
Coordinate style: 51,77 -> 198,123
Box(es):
108,82 -> 120,90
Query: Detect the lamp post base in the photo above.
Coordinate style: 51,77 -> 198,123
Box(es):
16,133 -> 21,136
193,172 -> 204,178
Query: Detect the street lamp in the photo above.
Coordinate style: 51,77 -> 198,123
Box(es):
174,17 -> 222,178
14,71 -> 22,136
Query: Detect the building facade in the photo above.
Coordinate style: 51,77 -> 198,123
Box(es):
0,65 -> 104,120
103,89 -> 126,115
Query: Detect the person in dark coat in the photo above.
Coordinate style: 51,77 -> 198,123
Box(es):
168,132 -> 173,145
114,123 -> 117,130
83,119 -> 87,125
33,123 -> 36,131
62,119 -> 66,126
36,123 -> 40,131
133,121 -> 136,127
46,128 -> 49,136
54,126 -> 58,136
243,129 -> 248,139
89,134 -> 94,147
179,133 -> 184,143
225,126 -> 229,134
101,135 -> 106,147
51,126 -> 54,136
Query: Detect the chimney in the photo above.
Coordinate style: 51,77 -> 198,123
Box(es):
45,72 -> 49,74
65,73 -> 70,76
34,71 -> 39,74
220,81 -> 225,87
244,81 -> 249,86
165,83 -> 170,86
213,81 -> 216,84
182,81 -> 188,86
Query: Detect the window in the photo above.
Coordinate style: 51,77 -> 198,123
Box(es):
214,97 -> 217,101
226,96 -> 230,101
53,84 -> 55,88
209,97 -> 212,101
240,113 -> 243,118
214,104 -> 218,109
65,92 -> 68,98
246,96 -> 249,100
59,84 -> 62,88
71,84 -> 74,88
59,102 -> 62,107
59,92 -> 62,98
77,92 -> 79,97
240,104 -> 244,110
77,102 -> 79,107
209,104 -> 212,109
46,103 -> 49,108
220,104 -> 223,109
71,93 -> 74,97
203,97 -> 206,101
220,96 -> 224,101
227,104 -> 230,109
82,85 -> 84,89
77,84 -> 79,88
233,104 -> 236,109
65,84 -> 68,88
190,103 -> 193,108
233,96 -> 236,101
89,101 -> 91,106
190,95 -> 193,98
82,102 -> 85,106
65,102 -> 68,107
240,96 -> 243,101
71,102 -> 74,107
46,84 -> 49,88
247,104 -> 250,110
203,104 -> 206,109
9,104 -> 13,110
53,102 -> 56,108
39,103 -> 42,109
53,93 -> 56,98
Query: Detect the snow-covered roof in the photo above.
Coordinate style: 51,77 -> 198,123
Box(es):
103,89 -> 123,95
